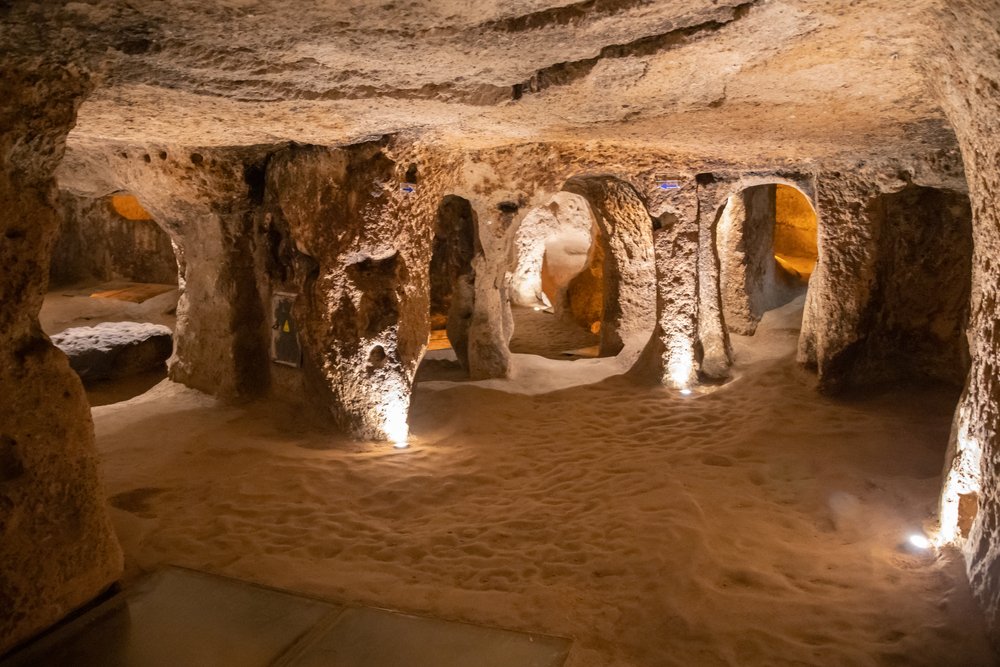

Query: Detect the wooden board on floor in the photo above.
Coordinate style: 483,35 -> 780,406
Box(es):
90,282 -> 175,304
428,329 -> 452,351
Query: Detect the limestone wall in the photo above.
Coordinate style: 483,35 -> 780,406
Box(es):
50,192 -> 178,287
0,61 -> 122,657
927,0 -> 1000,645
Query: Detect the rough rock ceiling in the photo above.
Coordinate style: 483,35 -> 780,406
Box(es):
7,0 -> 954,160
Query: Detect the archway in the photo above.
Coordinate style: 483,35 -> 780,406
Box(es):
508,191 -> 603,359
415,195 -> 479,382
716,183 -> 818,337
40,191 -> 180,405
504,176 -> 657,366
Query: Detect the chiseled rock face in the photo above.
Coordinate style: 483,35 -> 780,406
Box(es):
50,191 -> 178,287
798,171 -> 972,392
260,142 -> 440,440
928,0 -> 1000,645
51,322 -> 173,382
0,60 -> 122,656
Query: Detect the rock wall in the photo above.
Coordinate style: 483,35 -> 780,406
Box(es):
774,183 -> 818,278
0,61 -> 122,656
799,173 -> 971,391
50,191 -> 177,287
58,143 -> 271,399
566,233 -> 605,334
927,0 -> 1000,645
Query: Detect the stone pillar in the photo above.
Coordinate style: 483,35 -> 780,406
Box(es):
0,60 -> 122,655
694,174 -> 733,379
466,198 -> 516,380
263,143 -> 427,440
631,179 -> 699,387
797,173 -> 882,388
563,176 -> 656,359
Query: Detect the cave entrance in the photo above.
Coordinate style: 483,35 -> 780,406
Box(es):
508,192 -> 604,360
717,183 -> 818,337
840,184 -> 973,388
415,195 -> 479,382
40,191 -> 181,406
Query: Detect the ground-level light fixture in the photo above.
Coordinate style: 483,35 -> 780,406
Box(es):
909,533 -> 933,550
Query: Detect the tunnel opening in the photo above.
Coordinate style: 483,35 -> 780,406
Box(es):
414,195 -> 478,383
717,182 -> 818,338
840,184 -> 973,389
41,191 -> 180,406
508,191 -> 605,360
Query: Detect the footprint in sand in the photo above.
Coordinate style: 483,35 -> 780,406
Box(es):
109,487 -> 165,519
701,453 -> 734,467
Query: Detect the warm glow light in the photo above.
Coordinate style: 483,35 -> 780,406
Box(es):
666,334 -> 696,389
936,410 -> 983,546
383,403 -> 409,448
680,388 -> 692,396
909,534 -> 932,550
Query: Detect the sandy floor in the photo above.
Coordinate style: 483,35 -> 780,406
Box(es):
509,306 -> 600,359
91,300 -> 996,666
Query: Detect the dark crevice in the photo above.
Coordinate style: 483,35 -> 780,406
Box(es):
482,0 -> 652,33
510,0 -> 759,100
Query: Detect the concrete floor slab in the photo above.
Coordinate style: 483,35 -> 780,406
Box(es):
4,569 -> 339,667
288,607 -> 570,667
3,568 -> 569,667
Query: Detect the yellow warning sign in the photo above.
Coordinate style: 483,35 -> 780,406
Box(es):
282,320 -> 290,333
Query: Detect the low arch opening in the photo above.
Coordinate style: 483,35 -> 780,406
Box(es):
41,191 -> 181,406
716,182 -> 818,339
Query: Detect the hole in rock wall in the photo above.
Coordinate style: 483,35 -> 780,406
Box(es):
717,183 -> 818,337
41,192 -> 180,406
508,192 -> 604,360
415,195 -> 478,383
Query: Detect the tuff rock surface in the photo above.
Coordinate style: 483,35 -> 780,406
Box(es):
3,0 -> 1000,654
51,322 -> 173,383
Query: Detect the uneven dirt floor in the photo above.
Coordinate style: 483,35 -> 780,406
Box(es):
92,301 -> 996,666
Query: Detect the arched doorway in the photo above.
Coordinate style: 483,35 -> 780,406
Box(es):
506,176 -> 657,365
41,191 -> 180,405
415,195 -> 479,382
508,191 -> 603,359
716,183 -> 818,337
